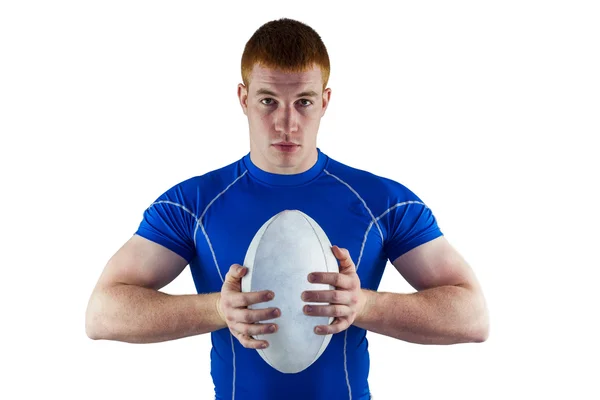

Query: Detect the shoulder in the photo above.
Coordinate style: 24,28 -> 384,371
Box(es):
148,155 -> 248,213
324,154 -> 425,213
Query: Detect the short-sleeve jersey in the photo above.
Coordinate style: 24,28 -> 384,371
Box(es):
135,148 -> 443,400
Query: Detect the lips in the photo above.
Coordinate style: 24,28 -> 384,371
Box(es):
273,143 -> 300,153
273,142 -> 299,146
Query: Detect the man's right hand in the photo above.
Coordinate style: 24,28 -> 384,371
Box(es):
217,264 -> 280,349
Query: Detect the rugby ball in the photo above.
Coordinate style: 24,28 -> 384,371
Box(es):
242,209 -> 339,374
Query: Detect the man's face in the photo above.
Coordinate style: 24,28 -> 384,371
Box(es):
238,64 -> 331,175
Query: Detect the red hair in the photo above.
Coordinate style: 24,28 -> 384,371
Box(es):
241,18 -> 331,91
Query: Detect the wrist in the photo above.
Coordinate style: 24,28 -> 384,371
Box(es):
356,289 -> 376,324
215,294 -> 226,323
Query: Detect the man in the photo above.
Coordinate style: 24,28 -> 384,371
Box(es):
86,17 -> 489,400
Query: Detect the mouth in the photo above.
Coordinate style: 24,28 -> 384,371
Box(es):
272,142 -> 300,153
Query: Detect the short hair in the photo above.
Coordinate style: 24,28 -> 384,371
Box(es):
241,18 -> 331,92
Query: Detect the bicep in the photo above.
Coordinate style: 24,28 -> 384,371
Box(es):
391,236 -> 478,291
96,234 -> 189,291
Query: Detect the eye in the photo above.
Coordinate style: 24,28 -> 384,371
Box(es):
298,99 -> 312,107
260,98 -> 275,106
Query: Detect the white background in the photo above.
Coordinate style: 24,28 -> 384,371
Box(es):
1,1 -> 599,399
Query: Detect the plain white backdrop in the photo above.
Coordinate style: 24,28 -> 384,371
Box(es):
1,1 -> 598,399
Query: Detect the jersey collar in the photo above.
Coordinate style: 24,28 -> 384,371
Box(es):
243,148 -> 327,186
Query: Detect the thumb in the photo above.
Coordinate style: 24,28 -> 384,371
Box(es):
332,246 -> 356,273
222,264 -> 247,290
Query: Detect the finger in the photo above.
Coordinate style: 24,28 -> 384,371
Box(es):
308,272 -> 355,289
232,331 -> 271,349
331,246 -> 356,273
231,322 -> 278,337
228,306 -> 281,324
301,289 -> 352,305
225,290 -> 274,309
303,304 -> 350,318
314,317 -> 350,335
222,264 -> 247,292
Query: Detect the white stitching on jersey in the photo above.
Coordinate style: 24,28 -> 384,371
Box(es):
152,171 -> 248,400
343,330 -> 352,400
193,170 -> 248,282
323,170 -> 384,243
323,169 -> 385,400
194,170 -> 247,400
376,200 -> 426,221
149,200 -> 198,220
356,220 -> 374,272
356,201 -> 427,270
146,201 -> 198,255
230,333 -> 237,400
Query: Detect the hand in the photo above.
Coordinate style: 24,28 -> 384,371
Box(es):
217,264 -> 280,349
301,245 -> 366,335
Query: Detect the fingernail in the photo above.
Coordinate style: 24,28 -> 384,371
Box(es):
315,327 -> 323,334
308,274 -> 314,282
305,305 -> 313,313
266,292 -> 274,300
262,343 -> 268,348
269,325 -> 276,332
272,309 -> 280,317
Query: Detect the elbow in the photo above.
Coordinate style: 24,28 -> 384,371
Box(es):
85,303 -> 102,340
461,288 -> 489,343
85,315 -> 102,340
85,291 -> 110,341
470,301 -> 490,343
471,322 -> 489,343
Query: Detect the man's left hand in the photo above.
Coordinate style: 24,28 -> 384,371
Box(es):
302,245 -> 366,335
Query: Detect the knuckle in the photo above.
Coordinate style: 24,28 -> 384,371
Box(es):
238,324 -> 250,335
331,291 -> 340,303
222,297 -> 232,309
334,275 -> 343,287
242,312 -> 253,323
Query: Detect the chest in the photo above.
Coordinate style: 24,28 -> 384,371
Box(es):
190,188 -> 387,293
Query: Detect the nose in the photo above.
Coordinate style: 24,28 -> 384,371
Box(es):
274,105 -> 299,135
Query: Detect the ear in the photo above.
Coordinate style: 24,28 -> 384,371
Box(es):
237,83 -> 248,116
320,88 -> 332,117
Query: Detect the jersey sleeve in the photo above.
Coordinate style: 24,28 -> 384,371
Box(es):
134,181 -> 198,263
381,181 -> 443,262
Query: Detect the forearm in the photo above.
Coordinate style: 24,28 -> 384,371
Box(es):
354,285 -> 489,344
86,284 -> 226,343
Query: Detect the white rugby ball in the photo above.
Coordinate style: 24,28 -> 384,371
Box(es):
242,209 -> 339,374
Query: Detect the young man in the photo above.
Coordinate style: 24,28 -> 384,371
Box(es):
86,18 -> 489,400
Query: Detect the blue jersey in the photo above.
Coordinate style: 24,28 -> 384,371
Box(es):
135,148 -> 443,400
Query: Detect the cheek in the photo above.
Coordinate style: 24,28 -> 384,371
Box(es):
247,114 -> 273,139
248,110 -> 267,126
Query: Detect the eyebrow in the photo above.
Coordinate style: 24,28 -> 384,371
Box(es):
255,88 -> 319,98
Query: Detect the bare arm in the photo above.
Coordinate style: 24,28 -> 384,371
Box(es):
85,234 -> 226,343
354,236 -> 489,344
